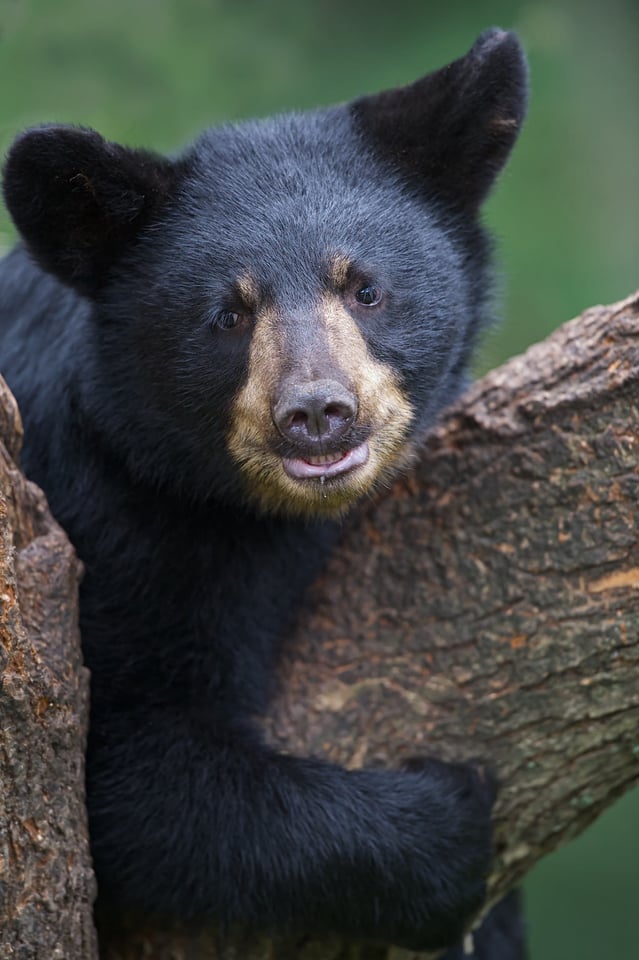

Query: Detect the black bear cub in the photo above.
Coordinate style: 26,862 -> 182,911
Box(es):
0,29 -> 527,957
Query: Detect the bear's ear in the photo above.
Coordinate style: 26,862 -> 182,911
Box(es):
2,125 -> 179,296
351,28 -> 528,213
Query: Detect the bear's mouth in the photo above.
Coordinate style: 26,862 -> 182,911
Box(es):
282,441 -> 369,481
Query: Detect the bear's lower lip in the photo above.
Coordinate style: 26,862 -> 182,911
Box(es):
282,442 -> 369,480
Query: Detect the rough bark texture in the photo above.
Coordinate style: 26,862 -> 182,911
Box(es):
1,293 -> 638,959
0,380 -> 97,959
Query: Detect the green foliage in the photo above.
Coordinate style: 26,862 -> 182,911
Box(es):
0,1 -> 637,957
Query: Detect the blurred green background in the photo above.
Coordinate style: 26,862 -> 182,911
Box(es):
0,0 -> 637,957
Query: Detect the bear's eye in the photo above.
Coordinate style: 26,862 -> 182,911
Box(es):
212,309 -> 242,331
354,285 -> 382,307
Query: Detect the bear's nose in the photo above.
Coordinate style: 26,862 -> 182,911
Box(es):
273,380 -> 357,446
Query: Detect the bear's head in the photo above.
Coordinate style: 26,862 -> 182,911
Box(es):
2,29 -> 527,516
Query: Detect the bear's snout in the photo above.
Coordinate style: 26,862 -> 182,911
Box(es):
272,379 -> 357,449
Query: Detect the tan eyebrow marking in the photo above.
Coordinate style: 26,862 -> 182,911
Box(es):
326,253 -> 353,289
235,273 -> 259,307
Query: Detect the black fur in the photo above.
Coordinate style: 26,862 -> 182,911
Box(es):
0,29 -> 527,955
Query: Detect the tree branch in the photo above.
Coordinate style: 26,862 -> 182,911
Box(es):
265,290 -> 639,908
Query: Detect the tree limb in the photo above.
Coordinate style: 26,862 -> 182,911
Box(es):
265,290 -> 639,907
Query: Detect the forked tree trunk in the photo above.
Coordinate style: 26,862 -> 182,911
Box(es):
1,293 -> 638,960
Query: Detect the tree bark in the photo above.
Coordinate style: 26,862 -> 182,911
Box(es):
1,293 -> 638,960
0,380 -> 97,958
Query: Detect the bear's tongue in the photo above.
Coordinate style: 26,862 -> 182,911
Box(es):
282,442 -> 369,480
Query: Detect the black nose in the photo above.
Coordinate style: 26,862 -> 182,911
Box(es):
273,380 -> 357,445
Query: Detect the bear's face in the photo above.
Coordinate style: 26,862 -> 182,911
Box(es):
98,114 -> 474,514
2,29 -> 527,515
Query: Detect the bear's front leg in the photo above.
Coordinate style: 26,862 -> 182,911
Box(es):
87,711 -> 493,952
